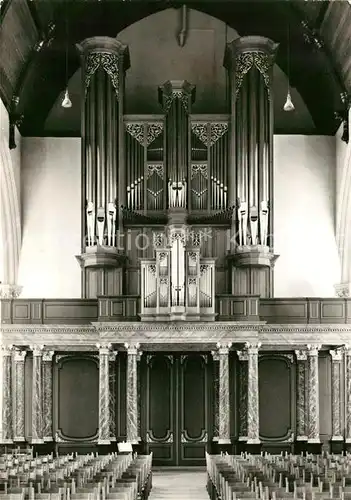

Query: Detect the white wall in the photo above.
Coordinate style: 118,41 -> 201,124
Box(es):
18,138 -> 81,298
18,134 -> 339,298
274,135 -> 339,297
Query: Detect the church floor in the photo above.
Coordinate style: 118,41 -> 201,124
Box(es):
149,469 -> 208,500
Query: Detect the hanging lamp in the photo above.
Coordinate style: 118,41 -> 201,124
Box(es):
61,2 -> 72,108
283,4 -> 295,112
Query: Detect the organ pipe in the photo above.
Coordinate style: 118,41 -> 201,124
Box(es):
224,36 -> 278,249
77,37 -> 130,250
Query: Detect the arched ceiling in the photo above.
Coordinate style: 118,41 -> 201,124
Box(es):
0,0 -> 350,136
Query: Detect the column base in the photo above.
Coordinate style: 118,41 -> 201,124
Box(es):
13,437 -> 25,442
245,442 -> 262,454
330,438 -> 344,454
294,439 -> 308,454
212,439 -> 233,454
305,441 -> 322,454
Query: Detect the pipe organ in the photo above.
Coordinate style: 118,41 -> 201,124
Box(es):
77,35 -> 279,301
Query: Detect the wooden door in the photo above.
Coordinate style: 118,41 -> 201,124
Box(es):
140,352 -> 212,466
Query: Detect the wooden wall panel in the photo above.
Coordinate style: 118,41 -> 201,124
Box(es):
259,356 -> 293,441
56,356 -> 99,440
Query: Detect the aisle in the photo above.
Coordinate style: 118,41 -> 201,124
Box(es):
149,469 -> 208,500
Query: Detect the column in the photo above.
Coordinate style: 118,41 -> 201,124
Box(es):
307,344 -> 321,444
247,342 -> 261,446
295,350 -> 308,442
125,343 -> 141,444
217,342 -> 232,445
42,350 -> 54,441
345,345 -> 351,447
13,349 -> 26,441
97,343 -> 111,445
224,37 -> 279,297
109,350 -> 117,441
76,37 -> 130,298
1,345 -> 13,443
237,348 -> 248,441
211,350 -> 220,442
31,345 -> 44,444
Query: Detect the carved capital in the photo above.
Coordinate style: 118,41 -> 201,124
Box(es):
245,342 -> 261,355
30,345 -> 44,356
0,284 -> 23,299
96,343 -> 112,355
216,342 -> 232,355
42,351 -> 55,362
295,349 -> 308,361
14,349 -> 27,362
307,344 -> 322,356
330,348 -> 343,362
1,345 -> 14,356
334,282 -> 350,298
125,342 -> 141,356
109,351 -> 118,362
237,350 -> 249,362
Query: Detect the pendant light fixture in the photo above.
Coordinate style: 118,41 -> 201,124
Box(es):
283,3 -> 295,112
61,0 -> 72,108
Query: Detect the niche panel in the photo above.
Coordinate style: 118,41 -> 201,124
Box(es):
259,355 -> 293,440
56,356 -> 99,440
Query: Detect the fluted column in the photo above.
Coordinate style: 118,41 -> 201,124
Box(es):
125,343 -> 141,444
224,37 -> 279,297
42,350 -> 54,441
159,80 -> 195,211
295,349 -> 308,441
1,345 -> 13,443
217,342 -> 232,444
109,350 -> 117,441
345,345 -> 351,444
76,37 -> 130,298
237,348 -> 249,441
97,343 -> 111,444
211,350 -> 220,441
247,342 -> 261,444
307,344 -> 321,443
31,345 -> 44,444
13,349 -> 26,441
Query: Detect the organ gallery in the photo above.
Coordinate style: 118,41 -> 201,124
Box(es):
0,0 -> 351,470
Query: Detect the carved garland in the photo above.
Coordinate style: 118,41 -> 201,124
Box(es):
163,90 -> 190,114
85,52 -> 120,98
235,51 -> 273,99
125,123 -> 144,145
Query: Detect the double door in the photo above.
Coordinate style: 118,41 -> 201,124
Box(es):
140,352 -> 213,466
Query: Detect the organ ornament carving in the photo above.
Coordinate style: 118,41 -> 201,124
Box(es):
85,52 -> 120,98
209,122 -> 228,146
125,123 -> 144,145
168,179 -> 187,208
191,163 -> 208,179
191,123 -> 208,145
147,164 -> 164,179
146,123 -> 163,146
235,51 -> 273,99
191,122 -> 228,147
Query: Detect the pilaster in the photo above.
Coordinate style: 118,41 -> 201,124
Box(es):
13,349 -> 26,441
307,344 -> 321,445
216,342 -> 232,445
246,342 -> 261,446
295,349 -> 308,442
345,345 -> 351,445
42,350 -> 54,441
97,343 -> 111,444
31,344 -> 44,444
1,345 -> 13,443
109,350 -> 117,441
211,350 -> 219,442
125,343 -> 141,444
237,348 -> 249,441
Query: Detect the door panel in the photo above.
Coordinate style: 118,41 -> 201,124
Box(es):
142,352 -> 211,466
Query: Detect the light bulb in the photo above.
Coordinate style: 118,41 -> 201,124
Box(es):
283,90 -> 295,112
61,89 -> 72,108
